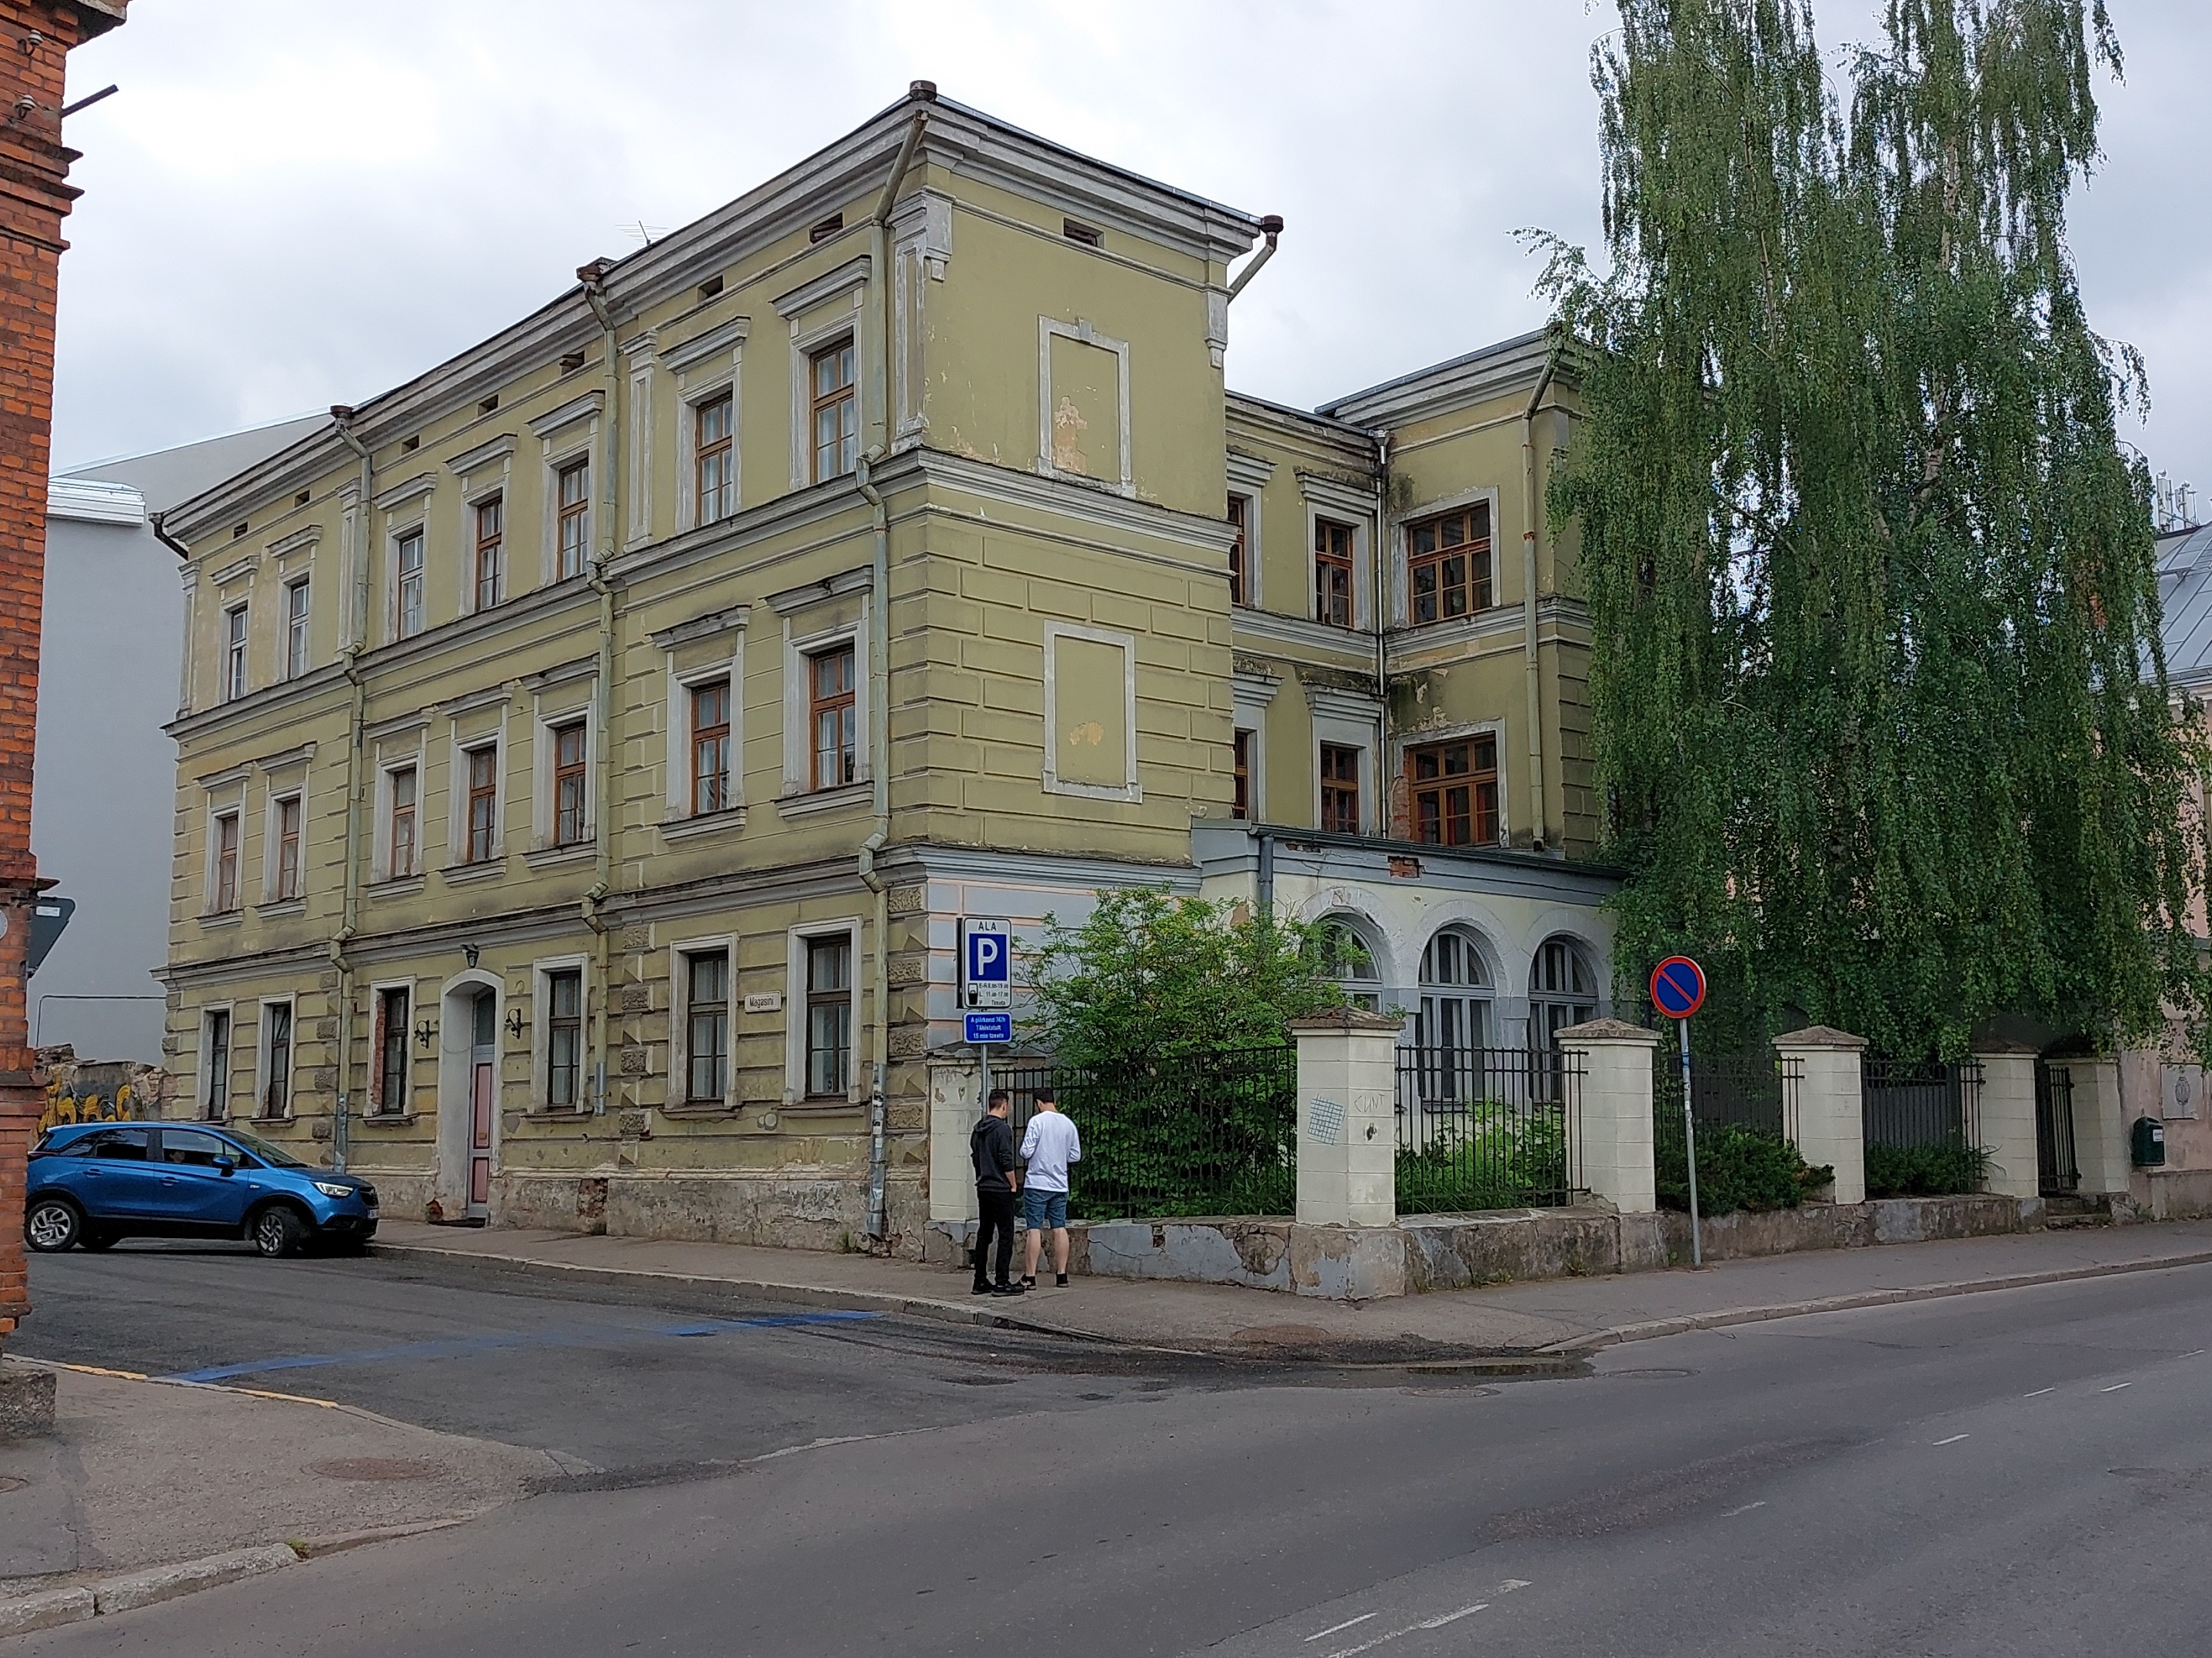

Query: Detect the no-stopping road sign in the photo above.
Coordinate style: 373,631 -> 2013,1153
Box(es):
1650,955 -> 1707,1020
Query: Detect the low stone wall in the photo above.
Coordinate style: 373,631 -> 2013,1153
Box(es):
489,1172 -> 930,1259
2134,1167 -> 2212,1221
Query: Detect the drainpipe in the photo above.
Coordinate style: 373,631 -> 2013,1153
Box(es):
1226,215 -> 1284,302
848,86 -> 931,1247
328,408 -> 375,1171
1518,331 -> 1563,854
579,261 -> 623,1118
1371,427 -> 1390,711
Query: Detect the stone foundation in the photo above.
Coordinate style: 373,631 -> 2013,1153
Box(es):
2132,1167 -> 2212,1221
0,1360 -> 55,1441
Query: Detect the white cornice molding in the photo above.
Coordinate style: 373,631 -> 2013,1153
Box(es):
772,255 -> 871,321
526,392 -> 605,441
438,684 -> 515,719
767,568 -> 871,616
445,434 -> 518,479
254,741 -> 316,771
371,473 -> 438,512
1231,669 -> 1281,707
266,525 -> 321,561
660,318 -> 753,373
1297,469 -> 1378,518
1319,329 -> 1568,430
208,554 -> 258,587
521,655 -> 598,693
918,449 -> 1237,555
1230,606 -> 1375,663
1308,685 -> 1383,723
650,604 -> 751,649
47,476 -> 145,526
1225,449 -> 1278,491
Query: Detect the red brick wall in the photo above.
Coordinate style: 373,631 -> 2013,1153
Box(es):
0,0 -> 125,1348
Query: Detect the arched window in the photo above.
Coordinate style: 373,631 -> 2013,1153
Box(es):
1316,920 -> 1381,1013
1417,927 -> 1494,1054
1529,936 -> 1597,1047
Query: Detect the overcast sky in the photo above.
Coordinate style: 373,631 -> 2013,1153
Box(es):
47,2 -> 2212,514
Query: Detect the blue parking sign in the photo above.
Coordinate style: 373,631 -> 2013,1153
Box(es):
964,1012 -> 1012,1044
961,917 -> 1011,1009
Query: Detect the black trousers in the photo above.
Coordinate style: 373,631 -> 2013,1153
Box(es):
974,1187 -> 1017,1286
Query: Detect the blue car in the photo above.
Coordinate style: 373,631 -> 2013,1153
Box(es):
24,1121 -> 378,1258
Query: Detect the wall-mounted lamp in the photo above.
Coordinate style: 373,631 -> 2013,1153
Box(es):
414,1018 -> 436,1051
463,944 -> 480,969
505,1007 -> 527,1040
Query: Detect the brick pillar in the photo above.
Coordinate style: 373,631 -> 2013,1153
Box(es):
0,0 -> 129,1357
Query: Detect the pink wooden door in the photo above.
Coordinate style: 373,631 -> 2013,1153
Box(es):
468,1060 -> 493,1214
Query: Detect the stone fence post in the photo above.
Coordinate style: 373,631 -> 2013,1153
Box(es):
1971,1043 -> 2040,1201
1557,1019 -> 1660,1214
1773,1027 -> 1867,1205
2064,1059 -> 2130,1197
927,1056 -> 981,1228
1290,1008 -> 1403,1228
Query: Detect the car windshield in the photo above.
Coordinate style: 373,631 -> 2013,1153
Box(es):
217,1129 -> 310,1169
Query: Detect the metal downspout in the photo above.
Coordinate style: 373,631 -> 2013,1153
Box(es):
329,408 -> 374,1171
1371,427 -> 1389,707
1519,333 -> 1563,854
579,265 -> 622,1118
1225,215 -> 1283,302
853,86 -> 931,1245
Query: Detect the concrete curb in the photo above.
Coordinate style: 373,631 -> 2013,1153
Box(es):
376,1237 -> 2212,1364
2,1544 -> 298,1637
1534,1246 -> 2212,1355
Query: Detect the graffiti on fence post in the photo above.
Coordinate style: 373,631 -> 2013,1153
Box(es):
35,1047 -> 176,1134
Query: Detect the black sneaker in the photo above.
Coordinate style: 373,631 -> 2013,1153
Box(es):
1021,1275 -> 1037,1289
1055,1273 -> 1069,1287
971,1280 -> 994,1296
993,1281 -> 1027,1297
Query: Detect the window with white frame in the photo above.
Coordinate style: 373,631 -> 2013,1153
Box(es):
778,605 -> 866,802
807,644 -> 856,791
1417,928 -> 1495,1054
678,946 -> 731,1104
1317,921 -> 1382,1013
471,495 -> 504,611
222,604 -> 248,701
808,339 -> 857,484
395,528 -> 425,639
551,721 -> 588,845
462,742 -> 499,863
555,458 -> 590,579
282,577 -> 311,678
270,793 -> 303,901
211,809 -> 242,914
689,678 -> 731,814
695,392 -> 735,522
804,932 -> 852,1098
387,764 -> 419,879
371,985 -> 411,1115
258,1000 -> 295,1120
544,967 -> 584,1109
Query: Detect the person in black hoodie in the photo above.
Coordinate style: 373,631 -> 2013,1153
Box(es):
970,1088 -> 1024,1296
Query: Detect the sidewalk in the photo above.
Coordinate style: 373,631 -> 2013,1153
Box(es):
371,1215 -> 2212,1363
0,1359 -> 565,1621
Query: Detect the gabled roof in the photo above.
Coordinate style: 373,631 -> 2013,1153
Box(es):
1317,327 -> 1562,427
2157,523 -> 2212,690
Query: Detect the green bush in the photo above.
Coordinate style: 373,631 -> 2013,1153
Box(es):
1656,1121 -> 1832,1216
1396,1103 -> 1568,1213
1864,1139 -> 1990,1198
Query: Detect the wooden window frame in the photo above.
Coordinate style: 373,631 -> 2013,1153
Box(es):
1319,742 -> 1362,835
213,811 -> 241,913
260,1000 -> 293,1120
1314,518 -> 1355,628
551,721 -> 588,847
690,678 -> 731,815
1405,503 -> 1493,627
388,764 -> 418,878
202,1008 -> 231,1120
465,744 -> 498,864
473,494 -> 505,611
546,968 -> 584,1110
1227,494 -> 1248,608
695,393 -> 735,523
805,934 -> 853,1099
395,529 -> 425,639
273,794 -> 302,901
684,949 -> 731,1104
556,458 -> 590,580
808,337 -> 858,484
1407,734 -> 1500,848
1232,729 -> 1252,821
371,985 -> 411,1116
808,644 -> 857,792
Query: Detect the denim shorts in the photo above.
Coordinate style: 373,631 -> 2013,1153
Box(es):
1022,1188 -> 1068,1231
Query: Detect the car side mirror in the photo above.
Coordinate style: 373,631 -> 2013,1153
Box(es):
215,1157 -> 236,1176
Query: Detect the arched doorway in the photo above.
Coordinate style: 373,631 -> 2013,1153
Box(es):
1529,936 -> 1598,1048
464,989 -> 495,1219
435,972 -> 502,1221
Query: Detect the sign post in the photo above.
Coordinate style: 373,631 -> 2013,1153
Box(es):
1650,954 -> 1708,1267
961,917 -> 1014,1111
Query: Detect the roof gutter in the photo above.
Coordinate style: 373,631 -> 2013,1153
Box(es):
1226,215 -> 1284,302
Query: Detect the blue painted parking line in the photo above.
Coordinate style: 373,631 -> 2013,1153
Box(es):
158,1308 -> 881,1383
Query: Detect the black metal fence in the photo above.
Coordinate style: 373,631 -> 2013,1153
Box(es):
2036,1062 -> 2080,1197
1651,1051 -> 1801,1141
1394,1046 -> 1582,1214
993,1046 -> 1298,1220
1862,1059 -> 1982,1150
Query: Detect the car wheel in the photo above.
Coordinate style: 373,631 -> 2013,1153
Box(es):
25,1197 -> 81,1253
249,1204 -> 307,1259
78,1230 -> 120,1252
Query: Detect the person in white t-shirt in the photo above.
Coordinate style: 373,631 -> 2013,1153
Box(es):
1018,1087 -> 1082,1288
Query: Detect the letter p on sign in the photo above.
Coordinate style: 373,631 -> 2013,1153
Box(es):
961,917 -> 1011,1009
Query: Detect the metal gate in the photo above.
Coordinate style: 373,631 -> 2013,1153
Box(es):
2035,1062 -> 2080,1197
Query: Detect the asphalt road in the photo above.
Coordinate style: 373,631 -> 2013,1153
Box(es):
15,1244 -> 2212,1656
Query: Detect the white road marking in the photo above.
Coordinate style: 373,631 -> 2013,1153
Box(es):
1307,1616 -> 1375,1642
2100,1382 -> 2133,1393
1721,1500 -> 1767,1517
1317,1581 -> 1530,1658
1934,1434 -> 1970,1446
2180,1350 -> 2205,1360
2023,1387 -> 2056,1397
